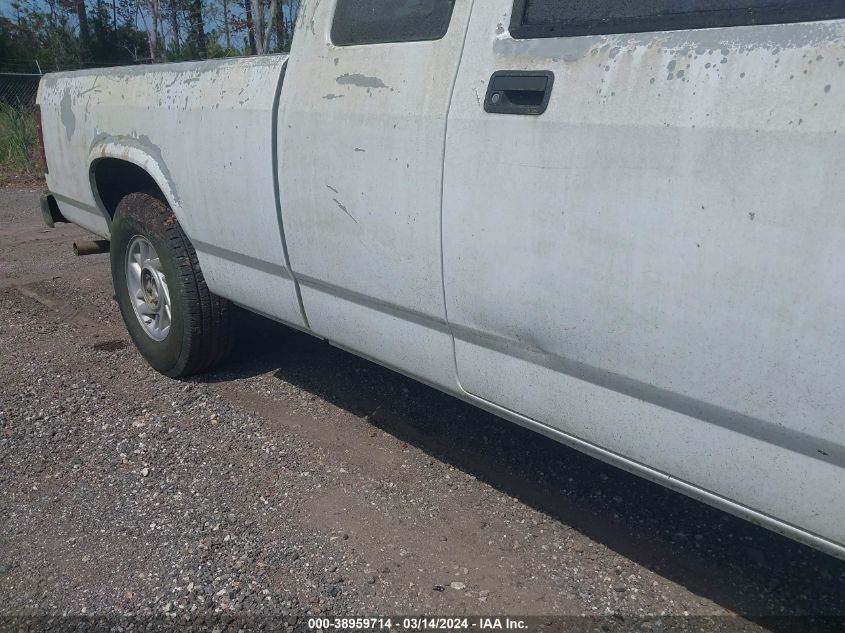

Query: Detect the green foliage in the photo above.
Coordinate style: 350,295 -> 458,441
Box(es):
1,0 -> 303,75
2,0 -> 302,73
0,3 -> 150,73
0,103 -> 38,177
88,4 -> 151,67
202,32 -> 244,59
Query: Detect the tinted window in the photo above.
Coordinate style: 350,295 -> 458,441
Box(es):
332,0 -> 455,46
511,0 -> 845,38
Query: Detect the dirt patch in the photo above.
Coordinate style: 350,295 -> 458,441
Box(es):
0,170 -> 43,189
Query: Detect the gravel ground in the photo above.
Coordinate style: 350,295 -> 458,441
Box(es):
1,187 -> 844,632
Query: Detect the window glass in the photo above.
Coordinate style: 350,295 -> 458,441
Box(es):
511,0 -> 845,38
332,0 -> 455,46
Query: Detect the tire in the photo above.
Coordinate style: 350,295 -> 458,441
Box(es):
110,191 -> 233,377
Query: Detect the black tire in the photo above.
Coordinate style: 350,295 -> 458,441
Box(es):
110,191 -> 233,377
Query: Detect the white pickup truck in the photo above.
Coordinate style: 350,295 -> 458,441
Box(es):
36,0 -> 845,559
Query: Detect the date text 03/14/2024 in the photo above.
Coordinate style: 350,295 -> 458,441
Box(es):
306,617 -> 529,630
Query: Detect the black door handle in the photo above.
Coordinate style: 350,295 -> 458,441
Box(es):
484,71 -> 555,115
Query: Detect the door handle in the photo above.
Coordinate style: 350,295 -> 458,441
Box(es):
484,71 -> 555,115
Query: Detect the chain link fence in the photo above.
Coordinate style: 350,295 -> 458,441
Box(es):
0,73 -> 41,109
0,73 -> 41,182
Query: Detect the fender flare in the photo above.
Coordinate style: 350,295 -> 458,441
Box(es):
87,136 -> 190,235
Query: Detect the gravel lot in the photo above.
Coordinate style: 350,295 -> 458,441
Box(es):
1,187 -> 844,631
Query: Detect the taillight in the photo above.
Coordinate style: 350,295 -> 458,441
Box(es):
35,105 -> 48,174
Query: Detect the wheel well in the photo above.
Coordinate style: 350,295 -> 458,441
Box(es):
92,158 -> 163,220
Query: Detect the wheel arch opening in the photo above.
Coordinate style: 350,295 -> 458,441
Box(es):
91,158 -> 164,221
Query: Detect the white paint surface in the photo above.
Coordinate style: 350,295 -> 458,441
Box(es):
444,0 -> 845,550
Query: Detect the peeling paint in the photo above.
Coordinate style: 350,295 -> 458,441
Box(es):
494,36 -> 593,62
60,91 -> 76,140
41,54 -> 286,85
494,20 -> 845,63
336,73 -> 389,89
89,131 -> 180,205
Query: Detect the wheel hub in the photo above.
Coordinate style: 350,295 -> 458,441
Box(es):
126,236 -> 171,341
141,267 -> 161,310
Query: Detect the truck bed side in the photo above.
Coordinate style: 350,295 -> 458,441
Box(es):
37,56 -> 306,327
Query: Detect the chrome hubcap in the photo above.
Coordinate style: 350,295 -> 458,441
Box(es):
126,236 -> 171,341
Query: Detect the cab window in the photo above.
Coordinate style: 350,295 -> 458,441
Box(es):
510,0 -> 845,38
332,0 -> 455,46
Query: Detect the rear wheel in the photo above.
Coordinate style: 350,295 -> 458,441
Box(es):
110,191 -> 233,377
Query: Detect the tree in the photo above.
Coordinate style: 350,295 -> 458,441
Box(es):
249,0 -> 275,54
76,0 -> 89,53
1,0 -> 150,73
168,0 -> 179,52
242,0 -> 255,55
188,0 -> 205,56
275,0 -> 298,52
86,0 -> 148,65
0,0 -> 298,71
137,0 -> 162,61
221,0 -> 230,50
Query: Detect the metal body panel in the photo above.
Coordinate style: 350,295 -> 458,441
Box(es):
300,283 -> 458,391
460,386 -> 845,558
37,56 -> 306,328
276,0 -> 473,388
443,0 -> 845,551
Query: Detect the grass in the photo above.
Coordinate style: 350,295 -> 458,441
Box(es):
0,103 -> 42,185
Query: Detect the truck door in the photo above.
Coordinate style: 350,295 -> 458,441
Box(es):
442,0 -> 845,547
278,0 -> 473,390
